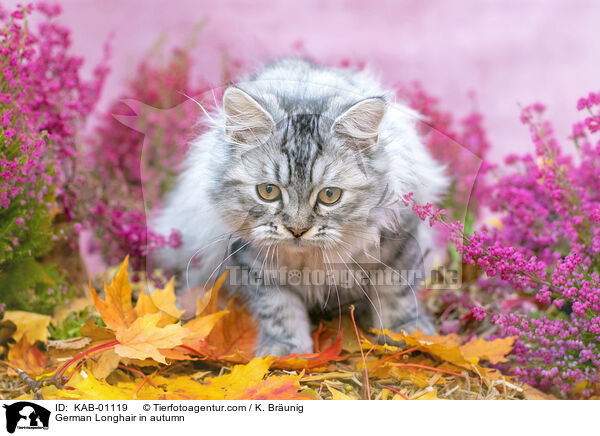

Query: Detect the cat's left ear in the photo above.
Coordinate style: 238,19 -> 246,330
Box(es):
331,97 -> 386,145
223,87 -> 275,146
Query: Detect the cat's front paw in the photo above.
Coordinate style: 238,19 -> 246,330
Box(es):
255,336 -> 313,357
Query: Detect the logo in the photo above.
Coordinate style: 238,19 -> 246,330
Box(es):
2,402 -> 50,433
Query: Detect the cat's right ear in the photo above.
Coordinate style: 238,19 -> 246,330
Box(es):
222,87 -> 275,146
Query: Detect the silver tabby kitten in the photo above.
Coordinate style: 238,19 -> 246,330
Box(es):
153,59 -> 446,356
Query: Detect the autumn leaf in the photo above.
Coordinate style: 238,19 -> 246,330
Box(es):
157,310 -> 228,361
52,370 -> 163,400
134,278 -> 184,326
183,311 -> 228,342
7,336 -> 49,376
3,310 -> 51,343
195,272 -> 228,316
192,296 -> 258,362
87,350 -> 121,379
159,358 -> 307,400
370,329 -> 514,379
180,275 -> 230,344
79,320 -> 115,342
460,336 -> 515,364
114,313 -> 189,364
47,358 -> 307,400
89,256 -> 136,331
274,329 -> 345,372
9,256 -> 522,401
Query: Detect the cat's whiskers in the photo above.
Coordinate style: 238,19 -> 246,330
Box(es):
356,247 -> 421,332
249,243 -> 267,274
255,244 -> 271,297
184,227 -> 253,290
201,239 -> 252,292
321,247 -> 342,333
271,244 -> 284,295
320,246 -> 333,309
335,234 -> 421,331
326,238 -> 384,334
335,242 -> 384,333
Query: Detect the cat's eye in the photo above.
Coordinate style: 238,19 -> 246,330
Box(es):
317,187 -> 342,205
256,183 -> 281,202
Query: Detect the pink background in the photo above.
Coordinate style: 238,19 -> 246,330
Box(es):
32,0 -> 600,160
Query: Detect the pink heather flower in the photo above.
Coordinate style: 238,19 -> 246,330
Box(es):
405,93 -> 600,396
87,47 -> 205,271
15,217 -> 24,226
472,306 -> 487,321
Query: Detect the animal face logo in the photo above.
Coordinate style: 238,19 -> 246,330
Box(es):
3,402 -> 50,433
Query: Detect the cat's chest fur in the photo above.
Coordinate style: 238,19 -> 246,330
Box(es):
228,235 -> 379,310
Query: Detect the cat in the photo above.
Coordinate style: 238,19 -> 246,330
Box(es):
152,58 -> 447,357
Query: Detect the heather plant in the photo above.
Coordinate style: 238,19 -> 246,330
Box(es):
405,94 -> 600,397
398,83 -> 490,220
86,47 -> 212,272
0,4 -> 107,312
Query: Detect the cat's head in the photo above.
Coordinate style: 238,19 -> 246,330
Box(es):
210,85 -> 393,252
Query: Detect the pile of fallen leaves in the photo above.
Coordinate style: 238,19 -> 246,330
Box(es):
0,258 -> 554,400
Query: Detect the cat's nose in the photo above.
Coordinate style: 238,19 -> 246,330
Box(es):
287,227 -> 311,238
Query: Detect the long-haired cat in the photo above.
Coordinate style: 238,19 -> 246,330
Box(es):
153,58 -> 446,356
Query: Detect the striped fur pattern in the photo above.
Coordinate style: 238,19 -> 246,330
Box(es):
153,59 -> 447,356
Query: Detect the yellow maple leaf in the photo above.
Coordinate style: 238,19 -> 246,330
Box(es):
183,311 -> 228,342
114,313 -> 188,364
158,358 -> 306,400
134,278 -> 184,326
370,329 -> 514,379
195,271 -> 228,316
460,337 -> 515,364
158,311 -> 228,361
3,310 -> 51,343
87,350 -> 121,379
48,358 -> 306,400
89,257 -> 136,331
133,292 -> 157,318
53,371 -> 163,400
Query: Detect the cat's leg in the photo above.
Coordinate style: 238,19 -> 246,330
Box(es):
246,285 -> 314,357
366,224 -> 436,338
374,282 -> 436,336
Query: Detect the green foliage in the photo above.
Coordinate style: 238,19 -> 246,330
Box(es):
48,306 -> 105,340
0,258 -> 73,315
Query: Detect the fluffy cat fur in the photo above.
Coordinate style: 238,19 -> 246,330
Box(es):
153,58 -> 447,356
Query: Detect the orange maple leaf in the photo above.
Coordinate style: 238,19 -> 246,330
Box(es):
89,256 -> 136,331
274,325 -> 345,372
7,336 -> 49,376
189,296 -> 258,363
